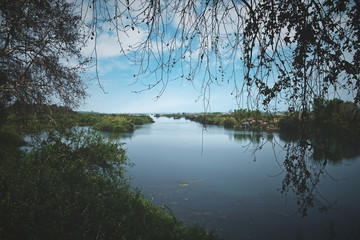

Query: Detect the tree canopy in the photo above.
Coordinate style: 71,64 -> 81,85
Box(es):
0,0 -> 87,116
1,0 -> 359,115
80,0 -> 359,112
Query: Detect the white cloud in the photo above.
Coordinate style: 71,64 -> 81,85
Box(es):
82,26 -> 147,59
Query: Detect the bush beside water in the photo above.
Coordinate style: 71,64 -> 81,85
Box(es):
2,99 -> 359,239
0,129 -> 219,240
0,105 -> 218,239
3,104 -> 154,133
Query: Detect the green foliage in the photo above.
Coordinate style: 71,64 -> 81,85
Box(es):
278,112 -> 301,131
223,117 -> 237,128
130,115 -> 155,125
92,115 -> 135,132
278,98 -> 360,136
3,104 -> 79,133
192,113 -> 227,126
232,109 -> 249,121
155,113 -> 184,119
0,0 -> 86,114
91,114 -> 154,132
2,104 -> 155,133
311,98 -> 360,133
183,110 -> 278,130
0,127 -> 26,148
0,129 -> 219,240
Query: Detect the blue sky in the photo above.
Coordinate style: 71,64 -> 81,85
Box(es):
80,61 -> 239,113
74,0 -> 248,114
77,30 -> 241,113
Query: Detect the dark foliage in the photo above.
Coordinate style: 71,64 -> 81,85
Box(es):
0,129 -> 219,240
0,0 -> 87,118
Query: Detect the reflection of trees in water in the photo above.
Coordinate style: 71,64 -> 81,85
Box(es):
280,139 -> 335,217
279,132 -> 360,164
234,132 -> 263,144
280,133 -> 360,217
102,131 -> 134,141
236,130 -> 360,217
311,135 -> 360,163
234,132 -> 274,161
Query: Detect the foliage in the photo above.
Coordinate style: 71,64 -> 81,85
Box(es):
223,117 -> 237,128
0,129 -> 219,240
311,98 -> 360,132
279,98 -> 360,135
130,115 -> 155,125
0,0 -> 87,117
0,127 -> 26,148
183,110 -> 278,130
82,113 -> 154,132
155,113 -> 184,119
278,112 -> 301,132
2,104 -> 154,133
191,113 -> 227,126
4,104 -> 79,133
92,115 -> 135,132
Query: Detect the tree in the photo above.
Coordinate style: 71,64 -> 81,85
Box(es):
3,1 -> 358,116
80,0 -> 359,113
0,0 -> 87,117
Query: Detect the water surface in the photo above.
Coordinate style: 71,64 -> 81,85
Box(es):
117,117 -> 360,240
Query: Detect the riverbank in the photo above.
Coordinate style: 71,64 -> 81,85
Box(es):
2,104 -> 154,134
155,98 -> 360,137
155,111 -> 280,131
0,106 -> 220,240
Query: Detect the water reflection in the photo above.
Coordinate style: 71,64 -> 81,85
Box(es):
278,132 -> 360,163
233,132 -> 274,145
246,131 -> 360,218
233,132 -> 274,159
280,139 -> 335,217
100,130 -> 134,141
121,118 -> 360,239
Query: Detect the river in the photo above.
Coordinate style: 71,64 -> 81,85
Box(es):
104,117 -> 360,240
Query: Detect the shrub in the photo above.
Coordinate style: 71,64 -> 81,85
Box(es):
0,129 -> 219,240
224,117 -> 238,128
278,112 -> 300,131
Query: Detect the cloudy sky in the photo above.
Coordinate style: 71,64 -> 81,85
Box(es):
79,35 -> 239,114
76,5 -> 243,114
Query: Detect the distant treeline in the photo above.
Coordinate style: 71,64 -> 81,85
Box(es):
278,98 -> 360,136
3,104 -> 154,134
155,98 -> 360,136
155,110 -> 279,130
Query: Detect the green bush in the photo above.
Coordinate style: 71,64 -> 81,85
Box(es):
0,129 -> 219,240
130,115 -> 155,125
92,115 -> 136,132
278,113 -> 300,131
224,117 -> 238,128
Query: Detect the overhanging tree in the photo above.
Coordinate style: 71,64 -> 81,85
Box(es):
2,0 -> 358,114
0,0 -> 87,116
2,0 -> 359,116
80,0 -> 359,112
